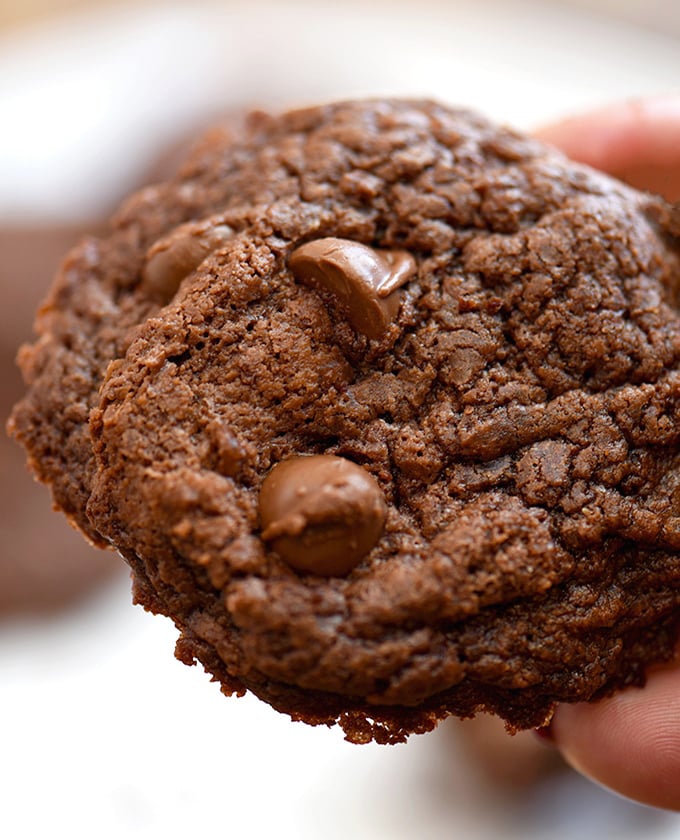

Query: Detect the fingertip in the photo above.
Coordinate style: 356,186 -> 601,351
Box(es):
534,102 -> 632,171
535,95 -> 680,184
551,664 -> 680,811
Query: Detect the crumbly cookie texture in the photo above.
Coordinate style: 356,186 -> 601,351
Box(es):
9,100 -> 680,744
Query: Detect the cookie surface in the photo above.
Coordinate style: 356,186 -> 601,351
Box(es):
10,100 -> 680,743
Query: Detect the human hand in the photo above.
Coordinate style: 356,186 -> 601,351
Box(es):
537,95 -> 680,202
534,96 -> 680,811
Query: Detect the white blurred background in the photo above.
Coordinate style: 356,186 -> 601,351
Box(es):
1,1 -> 680,838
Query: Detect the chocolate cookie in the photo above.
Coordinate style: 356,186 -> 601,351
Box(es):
9,100 -> 680,743
0,225 -> 121,616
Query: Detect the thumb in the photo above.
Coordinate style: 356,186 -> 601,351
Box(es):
549,653 -> 680,811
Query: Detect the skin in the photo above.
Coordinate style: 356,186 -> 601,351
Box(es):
536,95 -> 680,200
534,96 -> 680,811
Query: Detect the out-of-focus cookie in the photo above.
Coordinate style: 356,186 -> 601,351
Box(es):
0,226 -> 122,616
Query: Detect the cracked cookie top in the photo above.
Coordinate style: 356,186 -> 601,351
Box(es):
11,100 -> 680,743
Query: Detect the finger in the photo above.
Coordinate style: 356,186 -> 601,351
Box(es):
535,96 -> 680,201
550,656 -> 680,811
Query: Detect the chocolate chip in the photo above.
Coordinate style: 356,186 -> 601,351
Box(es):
288,238 -> 416,339
142,219 -> 233,302
259,454 -> 386,575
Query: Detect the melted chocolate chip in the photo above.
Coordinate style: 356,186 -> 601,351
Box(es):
142,218 -> 233,302
289,238 -> 416,339
259,454 -> 386,575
